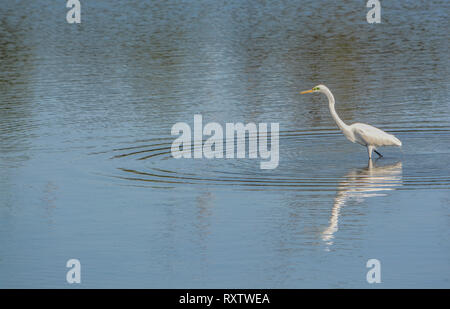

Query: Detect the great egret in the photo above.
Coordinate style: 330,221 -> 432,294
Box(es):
301,85 -> 402,159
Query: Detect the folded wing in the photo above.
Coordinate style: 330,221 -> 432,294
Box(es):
351,123 -> 402,147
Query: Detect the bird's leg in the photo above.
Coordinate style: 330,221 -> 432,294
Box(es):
374,150 -> 383,158
367,146 -> 373,159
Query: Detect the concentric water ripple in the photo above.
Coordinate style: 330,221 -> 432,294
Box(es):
91,128 -> 450,190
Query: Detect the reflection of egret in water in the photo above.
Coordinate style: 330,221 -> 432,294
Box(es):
322,160 -> 403,247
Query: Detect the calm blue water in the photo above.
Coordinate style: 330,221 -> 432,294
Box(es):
0,0 -> 449,288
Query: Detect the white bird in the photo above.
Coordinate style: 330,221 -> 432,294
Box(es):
301,84 -> 402,159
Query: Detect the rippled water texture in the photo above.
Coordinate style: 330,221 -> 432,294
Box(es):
0,1 -> 449,288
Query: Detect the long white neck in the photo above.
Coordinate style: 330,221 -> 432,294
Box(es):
322,87 -> 350,133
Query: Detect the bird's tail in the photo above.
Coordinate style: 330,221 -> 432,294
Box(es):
392,135 -> 402,147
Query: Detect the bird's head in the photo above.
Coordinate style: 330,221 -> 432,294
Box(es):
300,84 -> 327,94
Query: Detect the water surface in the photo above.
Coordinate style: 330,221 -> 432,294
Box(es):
0,0 -> 449,288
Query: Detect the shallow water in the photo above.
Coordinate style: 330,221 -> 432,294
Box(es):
0,0 -> 449,288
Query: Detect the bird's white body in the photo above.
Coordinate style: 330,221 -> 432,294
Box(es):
302,84 -> 402,159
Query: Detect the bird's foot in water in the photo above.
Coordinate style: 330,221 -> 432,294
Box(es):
374,150 -> 383,158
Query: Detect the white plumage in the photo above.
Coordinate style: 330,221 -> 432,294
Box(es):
301,84 -> 402,159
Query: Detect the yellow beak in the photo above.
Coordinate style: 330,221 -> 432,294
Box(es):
300,89 -> 314,94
